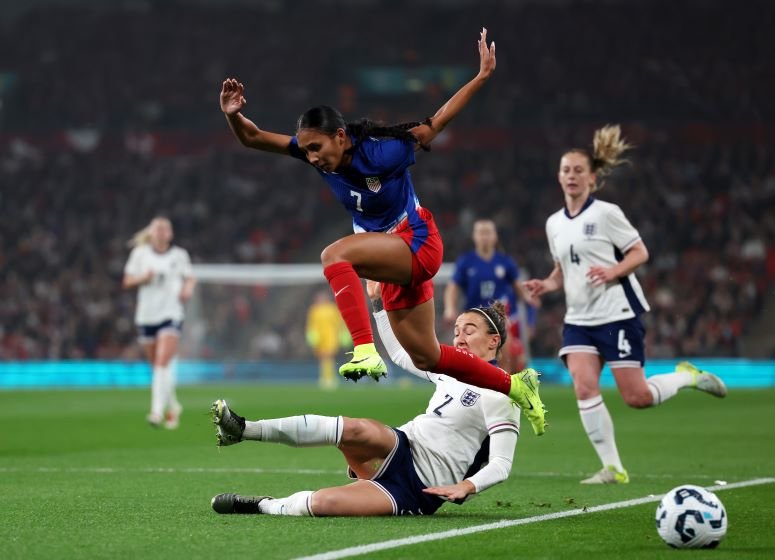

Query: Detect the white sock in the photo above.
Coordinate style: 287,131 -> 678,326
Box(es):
578,396 -> 624,472
155,364 -> 173,412
243,415 -> 343,447
150,365 -> 168,418
166,359 -> 181,411
259,491 -> 314,516
646,370 -> 693,405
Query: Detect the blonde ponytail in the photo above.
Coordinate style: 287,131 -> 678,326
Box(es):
127,225 -> 152,248
590,124 -> 633,191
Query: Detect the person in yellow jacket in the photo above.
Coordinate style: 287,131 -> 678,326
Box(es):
306,289 -> 351,389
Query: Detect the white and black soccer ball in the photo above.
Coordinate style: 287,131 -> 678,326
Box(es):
655,485 -> 727,548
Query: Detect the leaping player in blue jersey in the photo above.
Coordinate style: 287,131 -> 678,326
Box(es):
219,28 -> 546,436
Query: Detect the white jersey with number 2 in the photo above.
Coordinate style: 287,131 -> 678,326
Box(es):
373,311 -> 519,495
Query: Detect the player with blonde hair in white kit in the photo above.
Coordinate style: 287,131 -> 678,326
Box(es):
523,125 -> 727,484
209,281 -> 522,517
123,216 -> 196,429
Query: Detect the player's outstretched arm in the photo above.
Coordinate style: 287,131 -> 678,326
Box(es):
411,27 -> 496,147
122,271 -> 154,290
587,240 -> 649,287
423,429 -> 516,500
523,262 -> 564,300
422,480 -> 476,502
367,280 -> 433,382
220,78 -> 293,154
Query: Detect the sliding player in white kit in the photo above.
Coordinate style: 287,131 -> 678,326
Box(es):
122,216 -> 196,429
209,281 -> 523,516
524,125 -> 727,484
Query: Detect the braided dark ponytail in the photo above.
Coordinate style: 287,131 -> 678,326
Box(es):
296,106 -> 432,152
345,118 -> 432,152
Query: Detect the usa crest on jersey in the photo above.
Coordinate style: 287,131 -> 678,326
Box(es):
460,389 -> 481,407
365,176 -> 382,193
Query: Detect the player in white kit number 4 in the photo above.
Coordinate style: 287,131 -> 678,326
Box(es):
210,281 -> 522,516
523,125 -> 727,484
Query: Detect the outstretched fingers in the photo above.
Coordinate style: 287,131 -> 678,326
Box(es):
477,27 -> 496,77
221,78 -> 243,94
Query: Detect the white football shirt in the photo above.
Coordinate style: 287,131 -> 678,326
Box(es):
373,311 -> 519,494
546,197 -> 649,326
124,245 -> 193,325
397,375 -> 519,491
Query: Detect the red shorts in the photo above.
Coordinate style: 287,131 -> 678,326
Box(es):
381,207 -> 443,311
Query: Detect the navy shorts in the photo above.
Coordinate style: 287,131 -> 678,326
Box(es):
369,429 -> 445,516
137,319 -> 183,343
559,317 -> 646,369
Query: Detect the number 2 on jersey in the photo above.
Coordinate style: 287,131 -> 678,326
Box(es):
433,394 -> 454,416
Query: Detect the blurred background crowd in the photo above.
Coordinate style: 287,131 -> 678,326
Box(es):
1,0 -> 772,361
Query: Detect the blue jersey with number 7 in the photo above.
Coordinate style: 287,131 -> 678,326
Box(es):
288,135 -> 426,235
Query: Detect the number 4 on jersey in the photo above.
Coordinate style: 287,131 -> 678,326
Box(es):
570,244 -> 581,265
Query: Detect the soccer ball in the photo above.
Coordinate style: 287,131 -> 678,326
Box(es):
655,485 -> 727,548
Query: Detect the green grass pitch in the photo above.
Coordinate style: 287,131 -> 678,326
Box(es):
1,384 -> 774,559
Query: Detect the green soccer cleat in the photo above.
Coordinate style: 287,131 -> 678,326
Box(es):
677,361 -> 727,398
508,368 -> 547,436
581,465 -> 630,485
211,493 -> 272,514
211,399 -> 246,447
338,343 -> 387,382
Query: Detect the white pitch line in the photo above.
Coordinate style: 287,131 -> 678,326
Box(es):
0,466 -> 725,480
292,478 -> 775,560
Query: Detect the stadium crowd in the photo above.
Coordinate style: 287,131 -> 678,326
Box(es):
0,0 -> 772,360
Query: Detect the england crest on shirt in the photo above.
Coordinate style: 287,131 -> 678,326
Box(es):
365,176 -> 382,193
583,223 -> 596,237
460,389 -> 481,407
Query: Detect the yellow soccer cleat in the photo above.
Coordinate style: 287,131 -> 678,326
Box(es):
677,361 -> 727,398
508,368 -> 547,436
338,343 -> 388,382
581,465 -> 630,485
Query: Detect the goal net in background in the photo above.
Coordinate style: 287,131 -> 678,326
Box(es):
181,263 -> 532,383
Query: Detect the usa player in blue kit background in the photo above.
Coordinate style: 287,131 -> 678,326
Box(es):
443,219 -> 538,372
523,125 -> 728,483
219,28 -> 546,435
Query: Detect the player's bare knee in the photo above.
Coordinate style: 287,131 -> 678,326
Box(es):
320,242 -> 347,267
571,378 -> 599,401
308,491 -> 335,516
409,351 -> 436,372
340,418 -> 369,445
623,391 -> 652,409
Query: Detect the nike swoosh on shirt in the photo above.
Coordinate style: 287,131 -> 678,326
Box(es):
334,286 -> 349,297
